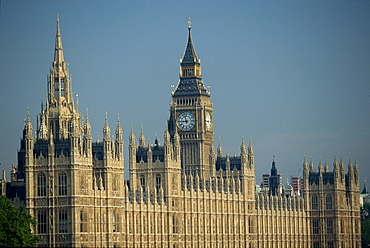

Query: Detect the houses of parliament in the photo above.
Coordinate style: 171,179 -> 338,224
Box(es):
2,17 -> 361,248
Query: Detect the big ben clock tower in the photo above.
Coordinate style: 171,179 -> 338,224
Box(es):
168,19 -> 214,178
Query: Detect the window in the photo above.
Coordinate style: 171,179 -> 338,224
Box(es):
156,174 -> 161,192
140,175 -> 145,189
312,219 -> 319,234
312,195 -> 318,210
37,173 -> 46,196
172,216 -> 177,233
326,195 -> 332,210
80,211 -> 87,232
58,172 -> 67,195
327,218 -> 333,234
327,241 -> 334,248
313,242 -> 320,248
59,209 -> 68,233
37,211 -> 47,234
112,213 -> 116,232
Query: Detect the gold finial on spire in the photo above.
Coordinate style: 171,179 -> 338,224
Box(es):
56,14 -> 60,24
187,17 -> 192,29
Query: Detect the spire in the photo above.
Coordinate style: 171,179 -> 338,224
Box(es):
54,14 -> 65,63
173,18 -> 209,97
271,156 -> 277,176
303,154 -> 308,172
181,18 -> 199,65
309,155 -> 314,172
324,157 -> 329,173
129,123 -> 136,145
103,112 -> 111,141
84,108 -> 92,137
139,124 -> 145,147
115,113 -> 123,141
240,135 -> 247,155
217,137 -> 223,157
248,135 -> 254,155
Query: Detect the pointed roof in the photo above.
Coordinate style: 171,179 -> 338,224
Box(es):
54,15 -> 64,63
173,19 -> 210,97
271,156 -> 277,176
181,18 -> 200,65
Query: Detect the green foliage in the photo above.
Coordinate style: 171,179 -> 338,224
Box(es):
362,202 -> 370,248
0,195 -> 40,247
362,202 -> 370,220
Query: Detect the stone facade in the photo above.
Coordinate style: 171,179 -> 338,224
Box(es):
4,17 -> 361,248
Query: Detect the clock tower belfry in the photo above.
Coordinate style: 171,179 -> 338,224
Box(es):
168,19 -> 214,178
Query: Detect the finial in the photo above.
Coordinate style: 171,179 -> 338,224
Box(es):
56,14 -> 60,24
187,17 -> 192,29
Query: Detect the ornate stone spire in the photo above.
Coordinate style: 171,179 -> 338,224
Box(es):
54,15 -> 64,63
103,112 -> 111,141
173,18 -> 209,97
139,124 -> 146,147
217,137 -> 223,157
240,135 -> 247,155
181,17 -> 200,66
129,124 -> 136,145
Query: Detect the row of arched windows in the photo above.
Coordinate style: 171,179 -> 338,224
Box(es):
139,174 -> 162,192
311,194 -> 332,210
37,172 -> 68,196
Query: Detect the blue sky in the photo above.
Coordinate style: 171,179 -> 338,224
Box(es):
0,1 -> 369,187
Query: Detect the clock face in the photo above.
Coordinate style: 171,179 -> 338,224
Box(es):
177,112 -> 195,131
205,112 -> 212,131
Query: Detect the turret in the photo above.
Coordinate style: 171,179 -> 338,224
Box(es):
83,109 -> 92,157
303,155 -> 309,192
139,125 -> 146,147
164,125 -> 172,162
339,155 -> 345,183
24,109 -> 34,167
248,137 -> 254,169
173,128 -> 180,162
348,158 -> 354,188
103,113 -> 112,161
115,114 -> 123,161
217,138 -> 223,157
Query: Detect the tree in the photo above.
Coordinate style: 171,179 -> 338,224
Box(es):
362,202 -> 370,248
0,195 -> 40,247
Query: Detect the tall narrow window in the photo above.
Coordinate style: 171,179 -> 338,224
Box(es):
140,175 -> 145,189
59,209 -> 68,233
112,213 -> 116,232
80,211 -> 87,232
312,219 -> 319,234
37,173 -> 46,196
37,210 -> 47,234
326,195 -> 333,210
58,172 -> 67,195
156,174 -> 161,192
172,216 -> 177,233
327,218 -> 333,234
312,195 -> 318,210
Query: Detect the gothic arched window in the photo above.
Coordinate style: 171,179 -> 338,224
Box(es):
140,175 -> 145,189
37,210 -> 47,233
156,174 -> 161,192
58,172 -> 67,196
312,195 -> 318,210
37,173 -> 46,196
326,194 -> 333,210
